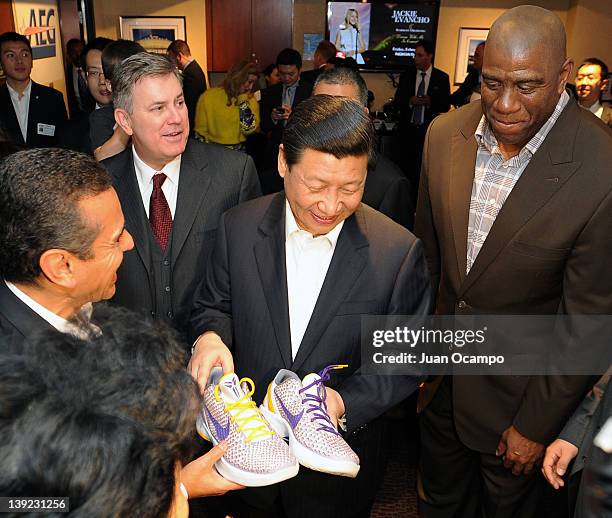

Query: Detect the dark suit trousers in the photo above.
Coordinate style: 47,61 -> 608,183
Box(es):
398,123 -> 428,204
418,377 -> 544,518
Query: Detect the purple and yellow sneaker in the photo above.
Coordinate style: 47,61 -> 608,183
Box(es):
196,367 -> 299,486
260,365 -> 360,478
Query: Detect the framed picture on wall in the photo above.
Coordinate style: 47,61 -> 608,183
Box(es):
454,27 -> 488,85
120,16 -> 186,54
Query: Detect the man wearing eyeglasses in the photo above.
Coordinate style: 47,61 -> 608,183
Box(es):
0,31 -> 67,148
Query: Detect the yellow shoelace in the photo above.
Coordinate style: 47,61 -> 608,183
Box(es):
214,377 -> 274,443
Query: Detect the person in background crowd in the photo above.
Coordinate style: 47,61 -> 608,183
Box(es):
65,38 -> 93,119
263,63 -> 281,88
194,60 -> 259,151
104,52 -> 260,340
394,40 -> 450,194
415,6 -> 612,516
0,32 -> 67,148
575,57 -> 612,128
450,41 -> 485,108
167,39 -> 208,132
92,39 -> 146,161
83,37 -> 114,148
259,48 -> 312,193
301,40 -> 337,85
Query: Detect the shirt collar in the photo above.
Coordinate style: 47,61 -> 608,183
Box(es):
5,280 -> 93,338
7,79 -> 31,100
588,100 -> 603,115
475,90 -> 570,158
284,200 -> 343,247
417,65 -> 432,78
133,146 -> 181,186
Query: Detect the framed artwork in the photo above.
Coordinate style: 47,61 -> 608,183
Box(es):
454,27 -> 488,85
120,16 -> 186,54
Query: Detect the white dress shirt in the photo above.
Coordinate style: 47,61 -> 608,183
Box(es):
413,65 -> 432,98
7,80 -> 31,141
133,147 -> 181,218
5,280 -> 94,338
285,201 -> 343,360
588,100 -> 604,119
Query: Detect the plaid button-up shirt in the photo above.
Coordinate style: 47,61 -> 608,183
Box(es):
466,90 -> 570,274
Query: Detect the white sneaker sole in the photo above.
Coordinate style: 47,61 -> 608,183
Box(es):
196,413 -> 299,487
260,405 -> 360,478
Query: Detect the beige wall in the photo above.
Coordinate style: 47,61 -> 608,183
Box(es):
566,0 -> 612,68
93,0 -> 207,80
293,0 -> 611,111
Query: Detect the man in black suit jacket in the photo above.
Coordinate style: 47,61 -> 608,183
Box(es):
313,66 -> 415,229
300,40 -> 337,86
259,48 -> 313,193
450,42 -> 485,108
0,32 -> 67,148
189,96 -> 431,517
394,40 -> 450,191
105,52 -> 260,340
415,7 -> 612,516
167,40 -> 207,132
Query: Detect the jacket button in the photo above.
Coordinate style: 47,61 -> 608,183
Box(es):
163,259 -> 170,266
167,311 -> 173,318
151,311 -> 155,318
457,300 -> 467,309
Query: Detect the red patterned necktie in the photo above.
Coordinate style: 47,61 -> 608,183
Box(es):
149,173 -> 173,250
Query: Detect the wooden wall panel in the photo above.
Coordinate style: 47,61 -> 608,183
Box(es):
251,0 -> 292,69
208,0 -> 252,72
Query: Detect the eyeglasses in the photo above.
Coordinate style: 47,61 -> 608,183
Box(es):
87,69 -> 105,79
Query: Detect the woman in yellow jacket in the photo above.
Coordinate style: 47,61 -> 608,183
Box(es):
194,60 -> 259,151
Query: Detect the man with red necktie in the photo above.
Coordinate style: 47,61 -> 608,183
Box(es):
102,52 -> 261,341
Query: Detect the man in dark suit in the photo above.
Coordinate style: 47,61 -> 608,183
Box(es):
0,32 -> 67,148
259,48 -> 313,193
415,6 -> 612,517
394,40 -> 450,192
189,95 -> 431,517
450,41 -> 485,108
167,39 -> 207,132
105,52 -> 260,340
0,148 -> 134,353
543,369 -> 611,518
313,66 -> 415,229
301,40 -> 337,86
64,38 -> 93,120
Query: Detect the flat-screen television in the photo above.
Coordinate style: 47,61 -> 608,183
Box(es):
326,1 -> 440,71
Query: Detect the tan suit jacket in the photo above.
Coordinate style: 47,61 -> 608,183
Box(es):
415,99 -> 612,452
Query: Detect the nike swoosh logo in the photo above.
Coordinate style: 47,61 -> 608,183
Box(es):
277,394 -> 304,429
204,405 -> 231,441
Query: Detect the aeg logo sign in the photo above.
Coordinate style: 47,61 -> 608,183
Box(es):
13,2 -> 58,60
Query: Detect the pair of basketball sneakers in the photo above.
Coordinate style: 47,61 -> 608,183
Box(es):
196,364 -> 360,486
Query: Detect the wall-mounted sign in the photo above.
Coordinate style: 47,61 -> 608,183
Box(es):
12,0 -> 59,60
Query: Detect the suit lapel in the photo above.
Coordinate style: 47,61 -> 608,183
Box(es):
450,104 -> 481,285
291,208 -> 368,372
171,140 -> 212,265
111,149 -> 152,269
254,193 -> 293,368
461,101 -> 582,294
0,84 -> 25,144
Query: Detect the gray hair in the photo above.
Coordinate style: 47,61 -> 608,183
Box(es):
112,52 -> 182,113
314,66 -> 369,107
